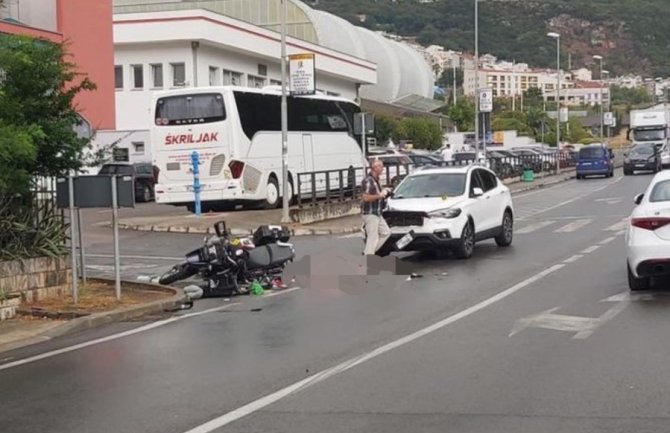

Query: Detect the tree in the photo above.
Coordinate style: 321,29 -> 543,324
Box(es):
437,67 -> 463,89
394,117 -> 442,150
611,85 -> 652,106
0,34 -> 95,194
447,98 -> 475,132
373,114 -> 398,145
522,87 -> 544,109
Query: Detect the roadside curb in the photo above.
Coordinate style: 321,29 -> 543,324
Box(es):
114,172 -> 578,237
0,278 -> 187,355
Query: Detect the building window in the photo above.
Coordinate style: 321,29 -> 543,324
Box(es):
171,63 -> 186,87
258,64 -> 268,76
209,66 -> 220,86
223,69 -> 244,86
115,65 -> 123,89
133,142 -> 145,155
270,79 -> 282,86
248,75 -> 266,88
131,64 -> 144,89
151,64 -> 163,88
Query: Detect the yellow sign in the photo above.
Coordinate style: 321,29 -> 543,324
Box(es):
493,131 -> 505,144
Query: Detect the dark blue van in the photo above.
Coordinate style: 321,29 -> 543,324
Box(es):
576,144 -> 614,179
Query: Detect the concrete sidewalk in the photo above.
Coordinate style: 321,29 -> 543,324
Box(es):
111,169 -> 577,237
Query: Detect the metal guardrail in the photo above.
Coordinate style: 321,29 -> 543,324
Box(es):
295,154 -> 577,208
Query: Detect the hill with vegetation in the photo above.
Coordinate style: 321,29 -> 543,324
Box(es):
310,0 -> 670,76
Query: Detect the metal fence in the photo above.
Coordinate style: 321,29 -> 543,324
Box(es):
295,153 -> 576,208
0,176 -> 67,261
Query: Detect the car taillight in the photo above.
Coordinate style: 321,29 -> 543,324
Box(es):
631,217 -> 670,231
228,160 -> 245,179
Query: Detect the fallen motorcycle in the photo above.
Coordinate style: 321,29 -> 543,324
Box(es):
158,221 -> 295,297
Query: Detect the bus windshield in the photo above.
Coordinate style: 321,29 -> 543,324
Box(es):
633,129 -> 665,142
155,93 -> 226,126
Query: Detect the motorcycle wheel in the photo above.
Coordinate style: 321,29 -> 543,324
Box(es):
159,263 -> 196,285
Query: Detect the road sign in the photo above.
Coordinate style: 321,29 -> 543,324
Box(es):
289,53 -> 316,96
56,175 -> 135,209
559,107 -> 569,123
479,88 -> 493,113
604,112 -> 614,126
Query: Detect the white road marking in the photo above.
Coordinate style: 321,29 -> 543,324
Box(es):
574,300 -> 630,340
509,307 -> 599,337
0,285 -> 305,371
598,236 -> 617,245
337,233 -> 362,239
516,221 -> 556,234
604,218 -> 629,232
600,292 -> 657,302
179,263 -> 566,433
581,245 -> 601,254
86,254 -> 183,261
0,303 -> 240,372
516,177 -> 622,222
595,197 -> 623,205
262,287 -> 303,298
563,254 -> 583,264
554,219 -> 593,233
510,293 -> 632,340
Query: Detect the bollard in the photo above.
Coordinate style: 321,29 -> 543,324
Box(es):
191,151 -> 201,216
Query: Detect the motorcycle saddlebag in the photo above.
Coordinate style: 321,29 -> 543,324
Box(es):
247,244 -> 294,269
253,225 -> 291,246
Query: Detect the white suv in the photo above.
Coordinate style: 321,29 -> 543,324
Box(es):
380,165 -> 514,258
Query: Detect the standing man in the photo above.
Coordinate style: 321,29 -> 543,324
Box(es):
441,143 -> 453,163
362,159 -> 392,256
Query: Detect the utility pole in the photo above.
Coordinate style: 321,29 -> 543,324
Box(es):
474,0 -> 480,153
280,0 -> 289,223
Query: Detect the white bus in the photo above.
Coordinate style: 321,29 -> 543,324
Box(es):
150,86 -> 366,211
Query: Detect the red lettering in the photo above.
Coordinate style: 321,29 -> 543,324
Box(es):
210,133 -> 218,142
165,136 -> 173,145
179,135 -> 187,144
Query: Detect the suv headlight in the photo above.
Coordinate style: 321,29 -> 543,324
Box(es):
429,208 -> 462,219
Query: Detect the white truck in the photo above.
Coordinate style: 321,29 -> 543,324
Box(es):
629,108 -> 670,168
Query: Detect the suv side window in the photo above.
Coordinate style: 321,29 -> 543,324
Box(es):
469,170 -> 484,196
478,169 -> 498,192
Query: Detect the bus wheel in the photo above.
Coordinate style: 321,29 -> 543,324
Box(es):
264,176 -> 280,209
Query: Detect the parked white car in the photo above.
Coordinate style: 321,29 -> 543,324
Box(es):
626,170 -> 670,290
380,165 -> 514,258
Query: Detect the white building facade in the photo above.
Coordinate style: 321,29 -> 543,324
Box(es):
95,0 -> 435,165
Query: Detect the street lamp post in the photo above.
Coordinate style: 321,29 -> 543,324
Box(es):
280,0 -> 289,223
593,55 -> 604,144
474,0 -> 480,153
548,32 -> 560,173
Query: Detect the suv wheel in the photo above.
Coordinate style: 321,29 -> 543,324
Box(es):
495,211 -> 513,247
454,220 -> 475,259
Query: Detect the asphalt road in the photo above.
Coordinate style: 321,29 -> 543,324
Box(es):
2,170 -> 669,433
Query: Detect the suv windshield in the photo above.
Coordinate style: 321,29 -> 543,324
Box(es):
630,145 -> 655,156
579,147 -> 605,159
394,173 -> 466,198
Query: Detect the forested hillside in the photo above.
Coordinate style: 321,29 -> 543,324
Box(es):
310,0 -> 670,76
